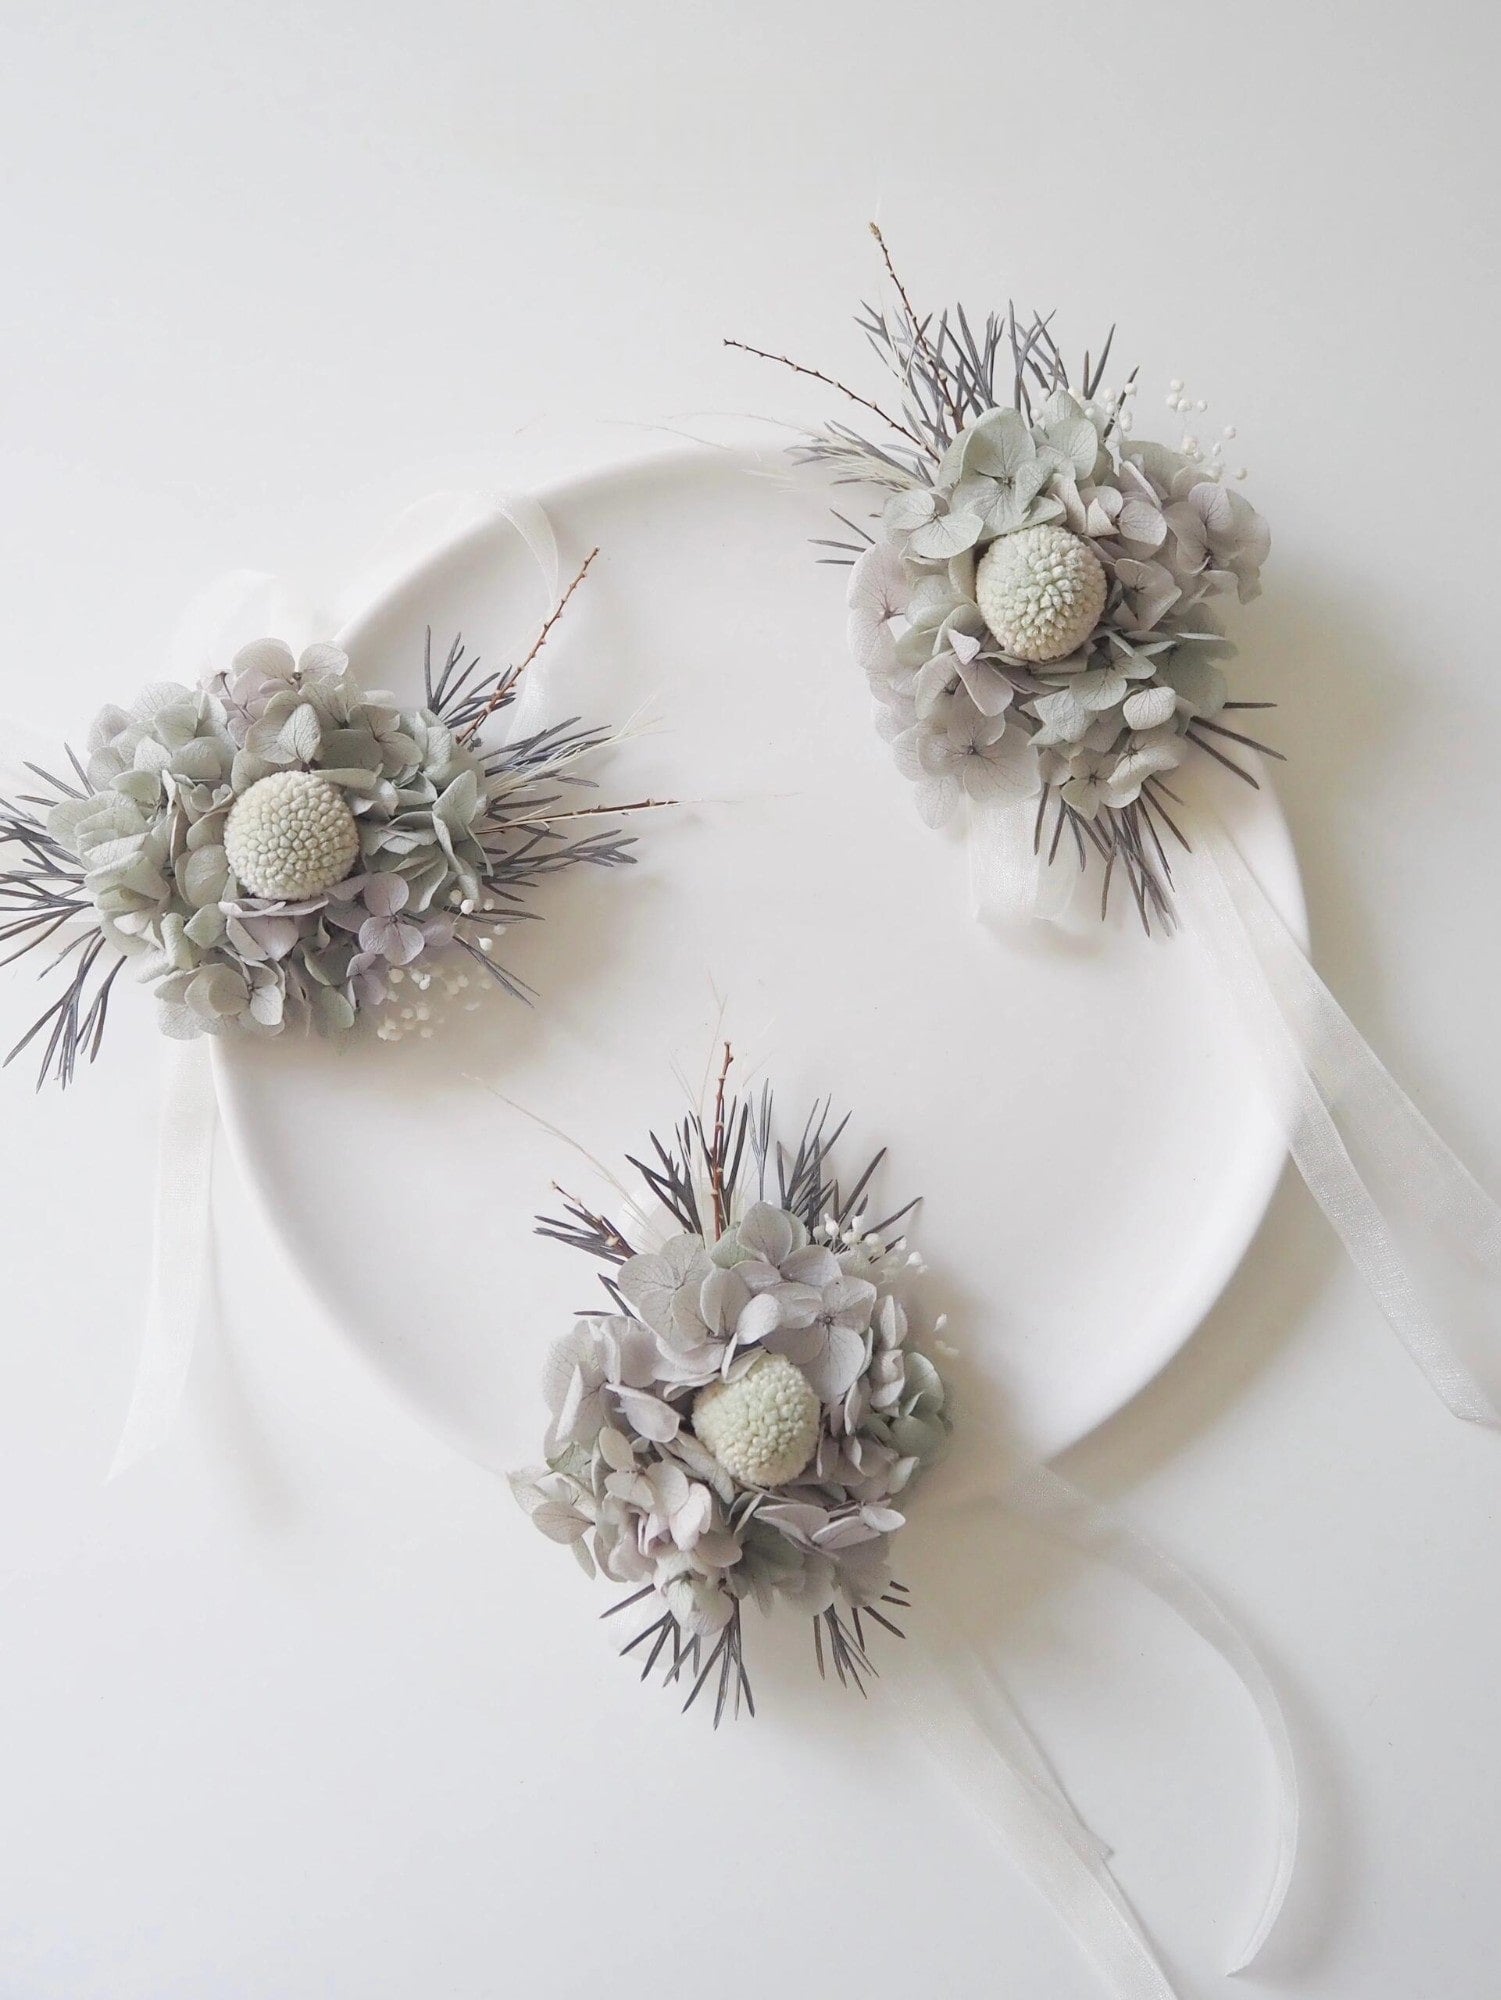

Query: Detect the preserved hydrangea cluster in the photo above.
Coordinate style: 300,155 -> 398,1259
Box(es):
512,1068 -> 950,1719
42,640 -> 500,1042
1,572 -> 640,1083
735,228 -> 1274,926
854,399 -> 1269,839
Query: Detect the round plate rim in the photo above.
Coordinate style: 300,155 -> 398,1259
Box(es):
214,435 -> 1306,1460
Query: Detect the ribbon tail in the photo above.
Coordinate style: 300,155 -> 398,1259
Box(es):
967,795 -> 1041,923
1002,1464 -> 1299,1971
1178,798 -> 1501,1426
893,1469 -> 1296,1992
888,1632 -> 1186,2000
109,1038 -> 218,1478
966,791 -> 1077,927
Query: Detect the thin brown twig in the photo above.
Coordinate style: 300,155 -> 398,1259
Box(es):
867,221 -> 959,432
496,797 -> 678,828
458,548 -> 600,746
708,1039 -> 733,1238
722,339 -> 928,452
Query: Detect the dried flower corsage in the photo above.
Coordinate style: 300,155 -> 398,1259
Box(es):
512,1048 -> 951,1719
508,1047 -> 1307,1998
0,549 -> 652,1085
731,239 -> 1501,1467
731,225 -> 1275,929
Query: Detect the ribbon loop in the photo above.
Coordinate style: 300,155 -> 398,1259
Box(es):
891,1464 -> 1298,1996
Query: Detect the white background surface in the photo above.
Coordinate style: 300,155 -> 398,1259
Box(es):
1,5 -> 1498,1997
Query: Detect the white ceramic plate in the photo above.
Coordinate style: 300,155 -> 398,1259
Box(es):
214,441 -> 1302,1480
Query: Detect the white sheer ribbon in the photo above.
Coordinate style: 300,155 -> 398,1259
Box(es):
968,796 -> 1040,921
967,791 -> 1077,925
890,1634 -> 1182,2000
965,749 -> 1501,1425
109,1038 -> 220,1476
890,1464 -> 1297,1998
1174,790 -> 1501,1427
1002,1463 -> 1298,1969
98,489 -> 565,1472
2,707 -> 222,1478
887,741 -> 1501,1998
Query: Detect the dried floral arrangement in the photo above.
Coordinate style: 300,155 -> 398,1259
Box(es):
0,550 -> 656,1085
731,226 -> 1276,928
511,1048 -> 952,1722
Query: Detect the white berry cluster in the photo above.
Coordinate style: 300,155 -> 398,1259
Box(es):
373,891 -> 507,1044
974,523 -> 1108,663
224,771 -> 360,900
1165,377 -> 1249,482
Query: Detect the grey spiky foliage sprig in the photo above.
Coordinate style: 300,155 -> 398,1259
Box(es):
515,1047 -> 949,1724
729,224 -> 1278,931
0,551 -> 665,1085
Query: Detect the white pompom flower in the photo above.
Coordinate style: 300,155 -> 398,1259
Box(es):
693,1351 -> 821,1488
225,770 -> 360,900
974,523 -> 1107,663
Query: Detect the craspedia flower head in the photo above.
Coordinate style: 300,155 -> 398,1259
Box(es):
693,1351 -> 821,1488
974,523 -> 1107,663
224,770 -> 360,900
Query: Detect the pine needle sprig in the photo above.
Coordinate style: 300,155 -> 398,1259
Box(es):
0,764 -> 128,1088
536,1046 -> 913,1277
